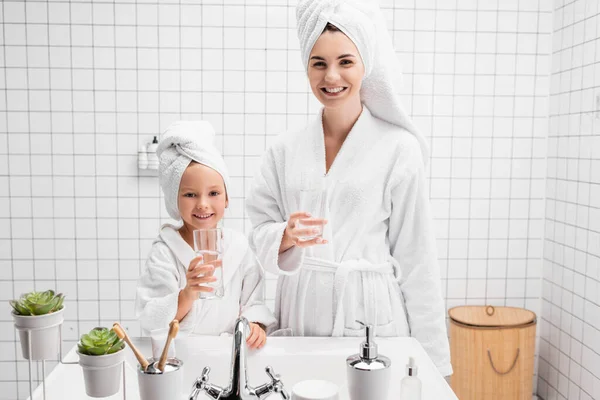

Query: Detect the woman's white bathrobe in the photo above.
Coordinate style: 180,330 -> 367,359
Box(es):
135,224 -> 276,335
246,107 -> 452,376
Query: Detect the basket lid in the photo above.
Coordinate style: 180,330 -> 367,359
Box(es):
448,305 -> 536,328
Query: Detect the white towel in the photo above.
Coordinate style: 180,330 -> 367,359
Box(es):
296,0 -> 429,165
157,120 -> 230,220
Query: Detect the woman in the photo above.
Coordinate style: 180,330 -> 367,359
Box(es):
246,0 -> 452,376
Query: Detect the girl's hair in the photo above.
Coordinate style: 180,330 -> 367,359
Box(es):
322,22 -> 341,33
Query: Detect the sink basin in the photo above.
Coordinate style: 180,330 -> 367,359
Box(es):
30,336 -> 457,400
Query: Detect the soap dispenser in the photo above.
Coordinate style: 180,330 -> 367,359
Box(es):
346,321 -> 391,400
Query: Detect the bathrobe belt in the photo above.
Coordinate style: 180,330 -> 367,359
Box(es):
302,256 -> 401,337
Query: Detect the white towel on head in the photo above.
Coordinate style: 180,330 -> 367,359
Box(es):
296,0 -> 429,165
157,120 -> 230,220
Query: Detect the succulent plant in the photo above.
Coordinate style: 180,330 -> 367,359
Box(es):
78,327 -> 125,356
9,290 -> 65,316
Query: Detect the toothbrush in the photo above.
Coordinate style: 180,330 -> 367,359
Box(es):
112,322 -> 149,371
157,320 -> 179,372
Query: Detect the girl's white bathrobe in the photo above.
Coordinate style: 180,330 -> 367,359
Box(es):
246,106 -> 452,376
135,223 -> 276,335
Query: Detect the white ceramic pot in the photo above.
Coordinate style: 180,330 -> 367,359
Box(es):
12,307 -> 64,361
78,349 -> 125,398
137,358 -> 184,400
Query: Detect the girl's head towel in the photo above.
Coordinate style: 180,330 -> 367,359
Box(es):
156,120 -> 230,220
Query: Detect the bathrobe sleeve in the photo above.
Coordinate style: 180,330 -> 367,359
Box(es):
246,146 -> 305,275
388,145 -> 453,377
135,242 -> 199,333
238,247 -> 277,329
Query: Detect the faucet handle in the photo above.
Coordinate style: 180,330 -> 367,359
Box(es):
189,367 -> 226,400
265,366 -> 279,382
200,366 -> 211,383
188,367 -> 211,400
265,366 -> 290,399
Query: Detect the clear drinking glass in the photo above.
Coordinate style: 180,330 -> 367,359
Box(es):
297,173 -> 328,242
193,228 -> 224,299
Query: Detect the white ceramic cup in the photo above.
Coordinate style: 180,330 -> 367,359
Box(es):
137,358 -> 184,400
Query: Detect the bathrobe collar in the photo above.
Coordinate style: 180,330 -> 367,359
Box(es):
311,105 -> 374,180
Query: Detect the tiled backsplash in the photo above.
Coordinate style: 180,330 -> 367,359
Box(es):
537,0 -> 600,399
0,0 -> 555,398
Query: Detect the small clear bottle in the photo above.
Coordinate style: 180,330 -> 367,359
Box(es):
146,136 -> 159,170
138,144 -> 148,169
399,357 -> 422,400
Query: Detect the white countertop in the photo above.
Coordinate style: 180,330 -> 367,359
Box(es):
29,336 -> 458,400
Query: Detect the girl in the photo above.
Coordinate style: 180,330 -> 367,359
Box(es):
136,120 -> 275,349
246,0 -> 452,374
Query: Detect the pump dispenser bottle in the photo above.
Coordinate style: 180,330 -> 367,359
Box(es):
345,321 -> 391,400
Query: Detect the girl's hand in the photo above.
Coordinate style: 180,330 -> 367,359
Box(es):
182,255 -> 221,299
279,211 -> 328,253
246,322 -> 267,349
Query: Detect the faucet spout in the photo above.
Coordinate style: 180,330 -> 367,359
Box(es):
188,316 -> 289,400
229,316 -> 251,393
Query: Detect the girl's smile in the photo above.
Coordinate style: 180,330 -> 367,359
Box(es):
193,212 -> 215,220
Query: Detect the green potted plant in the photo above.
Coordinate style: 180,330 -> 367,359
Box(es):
10,290 -> 65,360
77,327 -> 126,398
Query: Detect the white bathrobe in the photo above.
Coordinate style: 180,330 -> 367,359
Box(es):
246,106 -> 452,376
135,224 -> 276,335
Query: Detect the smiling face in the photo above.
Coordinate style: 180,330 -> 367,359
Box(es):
307,24 -> 365,110
177,162 -> 227,231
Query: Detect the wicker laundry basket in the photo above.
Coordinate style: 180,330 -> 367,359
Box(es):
448,305 -> 537,400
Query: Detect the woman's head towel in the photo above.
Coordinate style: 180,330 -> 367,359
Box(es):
296,0 -> 429,165
156,120 -> 230,220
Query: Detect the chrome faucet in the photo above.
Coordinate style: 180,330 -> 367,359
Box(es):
189,316 -> 290,400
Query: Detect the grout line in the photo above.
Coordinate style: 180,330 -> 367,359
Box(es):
1,1 -> 20,395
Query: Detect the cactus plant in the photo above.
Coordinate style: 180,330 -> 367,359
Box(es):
78,327 -> 125,356
9,290 -> 64,316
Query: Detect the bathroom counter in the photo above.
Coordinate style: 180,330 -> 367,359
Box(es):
29,336 -> 458,400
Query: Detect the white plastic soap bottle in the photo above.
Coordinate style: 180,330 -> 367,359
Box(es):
399,357 -> 422,400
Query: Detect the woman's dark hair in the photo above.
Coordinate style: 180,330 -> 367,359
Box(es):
322,23 -> 341,33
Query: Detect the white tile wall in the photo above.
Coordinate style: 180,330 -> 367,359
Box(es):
0,0 -> 553,399
537,0 -> 600,399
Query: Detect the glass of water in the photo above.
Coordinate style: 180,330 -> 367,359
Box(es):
193,228 -> 224,299
297,173 -> 328,242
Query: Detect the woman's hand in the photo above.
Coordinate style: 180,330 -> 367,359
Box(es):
181,255 -> 221,300
246,322 -> 267,349
279,211 -> 328,253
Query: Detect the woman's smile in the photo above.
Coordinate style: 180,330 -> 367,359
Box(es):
320,86 -> 348,96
